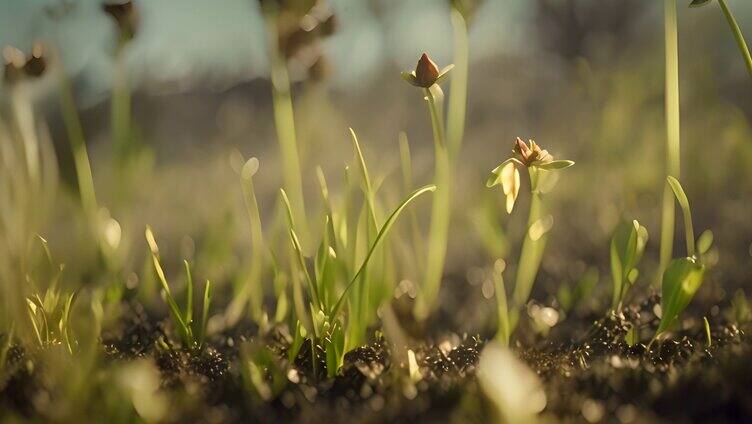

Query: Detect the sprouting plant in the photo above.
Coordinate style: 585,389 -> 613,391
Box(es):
402,52 -> 454,320
610,220 -> 648,310
145,227 -> 213,350
487,138 -> 574,343
24,237 -> 78,354
654,176 -> 712,339
690,0 -> 752,80
280,169 -> 435,377
725,289 -> 750,324
657,0 -> 682,286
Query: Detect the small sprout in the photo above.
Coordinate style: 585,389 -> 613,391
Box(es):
703,316 -> 712,347
726,289 -> 750,324
408,349 -> 422,382
610,220 -> 648,309
697,229 -> 714,256
624,326 -> 639,347
655,256 -> 706,338
402,52 -> 454,88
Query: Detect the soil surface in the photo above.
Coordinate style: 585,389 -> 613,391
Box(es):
1,294 -> 750,423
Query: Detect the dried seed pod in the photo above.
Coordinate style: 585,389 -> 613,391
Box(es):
2,43 -> 47,85
102,0 -> 139,42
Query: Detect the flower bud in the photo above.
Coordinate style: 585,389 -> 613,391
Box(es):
402,52 -> 454,88
415,53 -> 440,88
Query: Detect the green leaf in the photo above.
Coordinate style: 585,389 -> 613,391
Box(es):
667,176 -> 690,213
288,320 -> 306,363
537,160 -> 575,171
703,316 -> 711,347
610,220 -> 648,309
486,158 -> 522,187
667,176 -> 696,257
697,229 -> 714,255
656,257 -> 706,337
198,280 -> 212,348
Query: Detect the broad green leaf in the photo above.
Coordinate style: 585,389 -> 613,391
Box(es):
656,257 -> 705,337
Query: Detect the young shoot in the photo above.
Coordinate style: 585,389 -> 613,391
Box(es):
145,227 -> 212,350
610,220 -> 648,310
487,138 -> 573,341
655,177 -> 709,339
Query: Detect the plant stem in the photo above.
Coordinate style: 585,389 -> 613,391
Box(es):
112,42 -> 132,165
718,0 -> 752,80
657,0 -> 681,285
447,7 -> 469,159
263,5 -> 310,250
416,86 -> 451,320
58,64 -> 99,224
510,168 -> 547,325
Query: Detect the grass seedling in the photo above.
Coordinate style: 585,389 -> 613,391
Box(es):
610,220 -> 648,310
690,0 -> 752,80
487,138 -> 574,342
280,178 -> 435,376
657,0 -> 682,286
654,176 -> 709,340
703,316 -> 712,347
24,238 -> 78,354
145,227 -> 212,350
402,53 -> 454,319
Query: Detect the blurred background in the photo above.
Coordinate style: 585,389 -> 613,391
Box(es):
1,0 -> 751,332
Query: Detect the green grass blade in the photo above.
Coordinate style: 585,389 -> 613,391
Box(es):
667,176 -> 696,257
349,128 -> 378,232
198,280 -> 212,348
184,260 -> 194,326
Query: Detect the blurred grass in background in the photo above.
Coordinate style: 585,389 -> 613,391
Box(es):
0,0 -> 750,332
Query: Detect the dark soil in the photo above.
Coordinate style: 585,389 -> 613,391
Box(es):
1,294 -> 750,423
